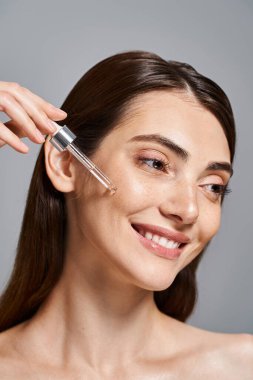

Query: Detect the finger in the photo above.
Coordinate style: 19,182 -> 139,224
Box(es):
14,86 -> 67,120
10,88 -> 67,132
0,86 -> 59,135
0,122 -> 29,153
4,119 -> 27,138
0,82 -> 67,124
0,137 -> 7,148
0,91 -> 45,143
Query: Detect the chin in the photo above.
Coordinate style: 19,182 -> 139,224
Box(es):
132,270 -> 177,292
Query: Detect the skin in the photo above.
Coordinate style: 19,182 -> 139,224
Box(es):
0,89 -> 252,379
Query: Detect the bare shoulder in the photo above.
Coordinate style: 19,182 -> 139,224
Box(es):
155,314 -> 253,379
211,332 -> 253,379
224,333 -> 253,370
185,324 -> 253,379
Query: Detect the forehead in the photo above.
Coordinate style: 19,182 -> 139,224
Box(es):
109,91 -> 230,162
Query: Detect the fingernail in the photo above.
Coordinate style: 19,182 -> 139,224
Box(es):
58,109 -> 67,115
51,105 -> 67,114
48,120 -> 57,132
35,129 -> 45,142
20,141 -> 29,151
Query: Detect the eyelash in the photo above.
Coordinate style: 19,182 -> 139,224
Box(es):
204,184 -> 232,199
137,156 -> 232,199
137,156 -> 172,172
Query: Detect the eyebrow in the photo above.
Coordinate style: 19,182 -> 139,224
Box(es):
128,134 -> 233,177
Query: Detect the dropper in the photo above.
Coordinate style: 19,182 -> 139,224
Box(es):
49,121 -> 117,195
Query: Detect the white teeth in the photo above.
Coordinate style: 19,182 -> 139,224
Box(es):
166,240 -> 179,249
158,237 -> 168,248
144,232 -> 153,240
152,234 -> 160,243
140,229 -> 180,249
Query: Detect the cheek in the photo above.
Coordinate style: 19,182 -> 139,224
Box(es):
111,168 -> 159,214
90,150 -> 164,215
198,204 -> 221,244
71,163 -> 153,240
182,205 -> 221,268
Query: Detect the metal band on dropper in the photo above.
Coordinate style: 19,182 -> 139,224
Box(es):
50,125 -> 76,152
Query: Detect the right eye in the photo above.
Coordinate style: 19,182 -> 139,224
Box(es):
137,156 -> 171,173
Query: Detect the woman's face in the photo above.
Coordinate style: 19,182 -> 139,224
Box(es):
67,91 -> 232,291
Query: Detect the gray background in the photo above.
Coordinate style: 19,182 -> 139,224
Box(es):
0,0 -> 252,334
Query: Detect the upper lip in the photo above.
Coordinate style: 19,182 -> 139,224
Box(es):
132,223 -> 191,244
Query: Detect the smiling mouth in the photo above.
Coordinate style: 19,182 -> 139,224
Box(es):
130,224 -> 189,262
131,224 -> 187,249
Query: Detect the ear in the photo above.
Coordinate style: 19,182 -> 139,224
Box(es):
44,135 -> 77,193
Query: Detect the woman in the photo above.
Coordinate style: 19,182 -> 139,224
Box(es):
0,50 -> 252,379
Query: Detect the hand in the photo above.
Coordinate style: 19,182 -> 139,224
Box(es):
0,81 -> 67,153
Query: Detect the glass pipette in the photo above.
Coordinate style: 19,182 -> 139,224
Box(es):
49,121 -> 117,195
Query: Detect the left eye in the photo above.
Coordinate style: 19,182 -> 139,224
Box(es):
204,184 -> 231,200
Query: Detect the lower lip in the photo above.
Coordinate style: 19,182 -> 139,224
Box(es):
132,226 -> 185,260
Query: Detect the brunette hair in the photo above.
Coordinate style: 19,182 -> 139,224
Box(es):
0,50 -> 236,332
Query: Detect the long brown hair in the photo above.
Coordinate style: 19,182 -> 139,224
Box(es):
0,50 -> 236,332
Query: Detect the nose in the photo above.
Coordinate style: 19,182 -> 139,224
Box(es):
159,180 -> 199,225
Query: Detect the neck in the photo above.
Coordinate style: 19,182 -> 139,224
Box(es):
24,244 -> 170,372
